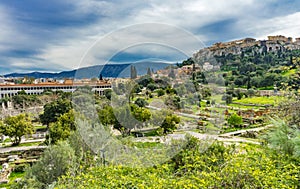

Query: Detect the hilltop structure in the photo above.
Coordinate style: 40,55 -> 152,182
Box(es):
194,35 -> 300,62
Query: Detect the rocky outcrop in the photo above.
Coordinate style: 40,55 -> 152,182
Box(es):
193,35 -> 300,64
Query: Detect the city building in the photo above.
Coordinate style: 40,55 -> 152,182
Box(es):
0,79 -> 111,99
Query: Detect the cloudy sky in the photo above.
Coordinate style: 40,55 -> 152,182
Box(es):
1,0 -> 300,74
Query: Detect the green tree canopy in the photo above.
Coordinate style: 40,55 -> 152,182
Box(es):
40,99 -> 72,126
104,89 -> 112,100
134,98 -> 149,107
0,114 -> 34,145
17,141 -> 76,188
48,110 -> 76,144
161,114 -> 180,134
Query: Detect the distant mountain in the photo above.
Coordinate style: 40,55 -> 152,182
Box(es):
4,62 -> 172,79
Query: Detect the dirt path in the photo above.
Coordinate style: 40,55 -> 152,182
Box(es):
0,145 -> 47,154
219,125 -> 273,137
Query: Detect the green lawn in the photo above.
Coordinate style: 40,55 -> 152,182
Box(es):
17,142 -> 43,147
210,94 -> 223,104
134,142 -> 164,149
34,125 -> 47,131
233,96 -> 286,106
229,103 -> 262,110
281,69 -> 296,77
0,171 -> 25,188
1,141 -> 43,148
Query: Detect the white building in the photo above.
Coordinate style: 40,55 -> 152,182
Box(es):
0,81 -> 111,99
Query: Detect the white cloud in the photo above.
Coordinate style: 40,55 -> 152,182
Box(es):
0,6 -> 18,52
1,0 -> 300,74
242,11 -> 300,40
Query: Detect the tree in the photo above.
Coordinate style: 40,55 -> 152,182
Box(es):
20,141 -> 76,188
17,90 -> 27,95
147,67 -> 152,76
265,118 -> 300,157
48,110 -> 76,144
137,75 -> 154,87
200,87 -> 211,99
134,98 -> 148,107
98,105 -> 117,127
174,84 -> 187,97
180,57 -> 195,67
146,83 -> 158,91
156,89 -> 165,97
161,114 -> 180,134
222,94 -> 233,104
166,87 -> 177,95
12,93 -> 41,109
113,105 -> 135,136
104,89 -> 112,100
247,89 -> 256,97
130,65 -> 137,79
234,77 -> 244,87
168,68 -> 176,79
131,105 -> 151,128
39,99 -> 72,126
165,95 -> 182,110
0,114 -> 34,145
227,113 -> 243,127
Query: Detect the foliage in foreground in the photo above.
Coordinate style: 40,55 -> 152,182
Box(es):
56,138 -> 300,189
264,118 -> 300,158
12,141 -> 76,189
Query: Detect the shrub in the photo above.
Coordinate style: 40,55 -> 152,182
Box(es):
14,164 -> 29,173
228,113 -> 243,127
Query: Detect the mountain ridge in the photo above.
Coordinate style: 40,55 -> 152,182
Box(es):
4,62 -> 172,79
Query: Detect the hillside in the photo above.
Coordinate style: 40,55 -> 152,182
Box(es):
186,35 -> 300,90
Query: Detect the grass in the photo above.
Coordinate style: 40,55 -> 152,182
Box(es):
1,141 -> 42,148
233,96 -> 286,106
281,69 -> 296,76
17,142 -> 42,147
134,142 -> 164,149
34,125 -> 47,131
221,124 -> 264,134
3,138 -> 11,143
257,86 -> 274,90
0,171 -> 25,188
229,103 -> 262,109
143,129 -> 159,137
9,171 -> 25,181
210,94 -> 223,104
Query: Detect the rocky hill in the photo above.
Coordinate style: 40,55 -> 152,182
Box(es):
193,35 -> 300,65
182,35 -> 300,91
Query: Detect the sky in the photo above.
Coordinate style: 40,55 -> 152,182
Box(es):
1,0 -> 300,74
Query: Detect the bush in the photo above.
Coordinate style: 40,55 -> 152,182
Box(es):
14,164 -> 29,173
265,118 -> 300,157
156,89 -> 165,97
134,98 -> 149,107
18,141 -> 76,188
228,113 -> 243,127
222,94 -> 233,104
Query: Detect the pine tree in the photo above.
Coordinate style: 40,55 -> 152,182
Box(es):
168,68 -> 176,79
147,67 -> 152,76
131,65 -> 137,79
